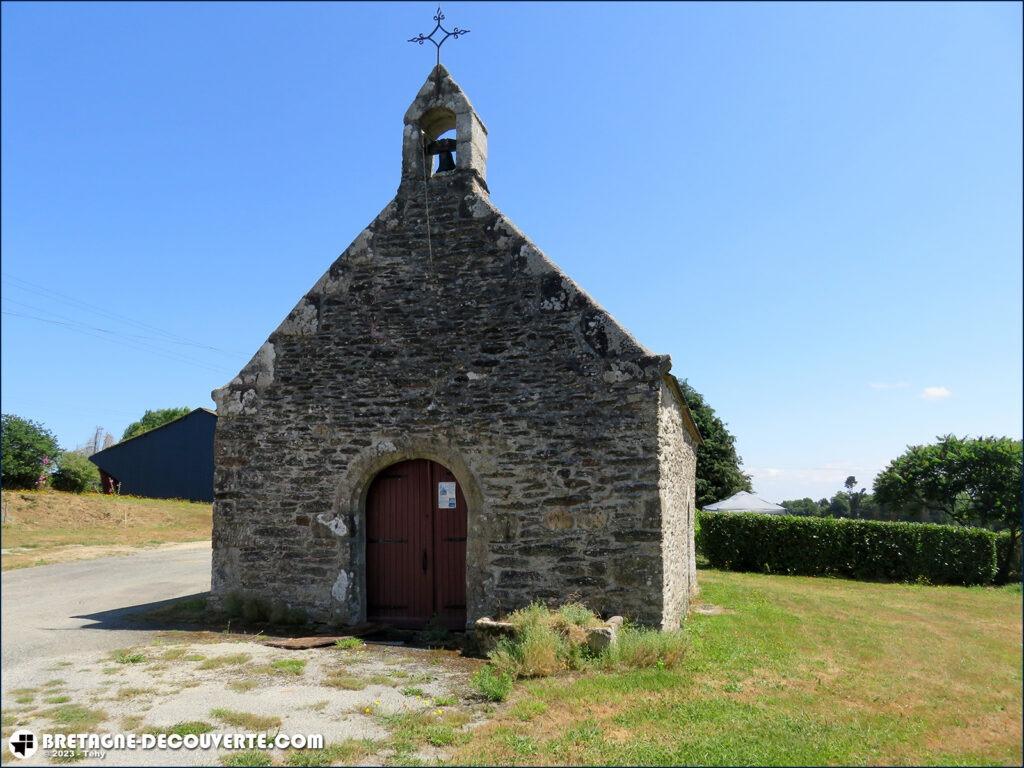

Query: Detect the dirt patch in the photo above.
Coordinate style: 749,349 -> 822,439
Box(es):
897,708 -> 1023,764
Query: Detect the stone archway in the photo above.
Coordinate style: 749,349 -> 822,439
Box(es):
329,437 -> 486,629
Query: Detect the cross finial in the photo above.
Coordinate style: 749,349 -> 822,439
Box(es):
408,6 -> 469,68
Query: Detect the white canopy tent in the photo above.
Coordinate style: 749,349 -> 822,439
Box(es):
703,491 -> 787,515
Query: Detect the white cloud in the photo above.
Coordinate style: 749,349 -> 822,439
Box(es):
921,386 -> 952,400
868,381 -> 910,390
747,461 -> 886,502
748,462 -> 863,486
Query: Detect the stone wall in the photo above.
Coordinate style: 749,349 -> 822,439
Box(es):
211,65 -> 698,629
657,378 -> 700,625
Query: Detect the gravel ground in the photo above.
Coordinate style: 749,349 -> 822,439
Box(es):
1,548 -> 489,766
3,635 -> 488,766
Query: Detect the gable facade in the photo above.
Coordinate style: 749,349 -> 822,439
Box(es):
211,66 -> 698,629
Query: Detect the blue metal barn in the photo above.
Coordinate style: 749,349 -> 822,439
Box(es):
89,408 -> 216,502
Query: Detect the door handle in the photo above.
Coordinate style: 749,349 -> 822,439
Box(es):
422,550 -> 428,573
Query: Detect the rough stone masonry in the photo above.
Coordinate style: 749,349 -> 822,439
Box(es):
211,65 -> 701,629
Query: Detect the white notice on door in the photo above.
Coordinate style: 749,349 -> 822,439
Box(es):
438,481 -> 457,509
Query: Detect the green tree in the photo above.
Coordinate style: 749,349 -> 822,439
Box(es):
51,452 -> 101,493
844,475 -> 868,518
828,492 -> 851,518
121,407 -> 191,441
780,497 -> 821,516
677,379 -> 752,508
1,414 -> 60,489
874,435 -> 1022,580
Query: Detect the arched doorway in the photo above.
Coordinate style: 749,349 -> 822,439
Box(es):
365,459 -> 467,630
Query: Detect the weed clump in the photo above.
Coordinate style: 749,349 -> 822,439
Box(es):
111,649 -> 146,665
333,637 -> 364,651
269,659 -> 306,676
488,601 -> 601,680
220,749 -> 272,766
471,665 -> 514,702
471,600 -> 688,701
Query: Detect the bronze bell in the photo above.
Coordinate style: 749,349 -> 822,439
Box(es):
436,148 -> 456,173
426,138 -> 457,173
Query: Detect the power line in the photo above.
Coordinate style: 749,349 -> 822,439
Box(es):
2,310 -> 234,375
1,296 -> 239,354
1,273 -> 245,358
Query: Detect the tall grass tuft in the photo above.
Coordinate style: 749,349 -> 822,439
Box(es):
472,600 -> 686,703
607,625 -> 687,670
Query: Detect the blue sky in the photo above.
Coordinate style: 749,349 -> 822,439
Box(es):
2,2 -> 1021,501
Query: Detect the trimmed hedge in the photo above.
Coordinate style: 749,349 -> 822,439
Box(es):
698,511 -> 999,586
997,531 -> 1022,582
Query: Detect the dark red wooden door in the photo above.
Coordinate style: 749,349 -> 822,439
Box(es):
365,459 -> 466,630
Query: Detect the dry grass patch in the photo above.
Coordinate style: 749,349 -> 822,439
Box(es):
145,721 -> 215,737
1,490 -> 210,570
210,708 -> 281,731
114,687 -> 155,701
120,715 -> 145,731
323,669 -> 395,691
158,646 -> 192,661
42,704 -> 107,731
197,653 -> 251,670
284,738 -> 383,766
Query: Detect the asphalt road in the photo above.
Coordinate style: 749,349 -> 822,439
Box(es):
1,542 -> 211,676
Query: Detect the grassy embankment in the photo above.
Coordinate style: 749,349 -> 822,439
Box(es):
454,569 -> 1023,766
0,489 -> 211,570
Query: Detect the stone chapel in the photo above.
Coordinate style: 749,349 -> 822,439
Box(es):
211,65 -> 701,631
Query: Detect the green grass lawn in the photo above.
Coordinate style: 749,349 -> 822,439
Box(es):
453,570 -> 1022,766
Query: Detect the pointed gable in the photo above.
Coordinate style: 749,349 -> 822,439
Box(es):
214,66 -> 700,444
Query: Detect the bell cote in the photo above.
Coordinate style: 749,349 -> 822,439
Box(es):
401,65 -> 488,190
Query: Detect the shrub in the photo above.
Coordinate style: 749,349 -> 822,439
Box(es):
555,601 -> 599,629
1,413 -> 59,489
51,452 -> 100,493
471,665 -> 513,702
698,511 -> 998,586
496,601 -> 603,677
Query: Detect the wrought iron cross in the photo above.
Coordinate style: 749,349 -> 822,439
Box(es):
408,7 -> 469,68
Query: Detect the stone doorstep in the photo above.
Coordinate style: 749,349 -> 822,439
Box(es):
262,622 -> 382,649
473,615 -> 624,655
